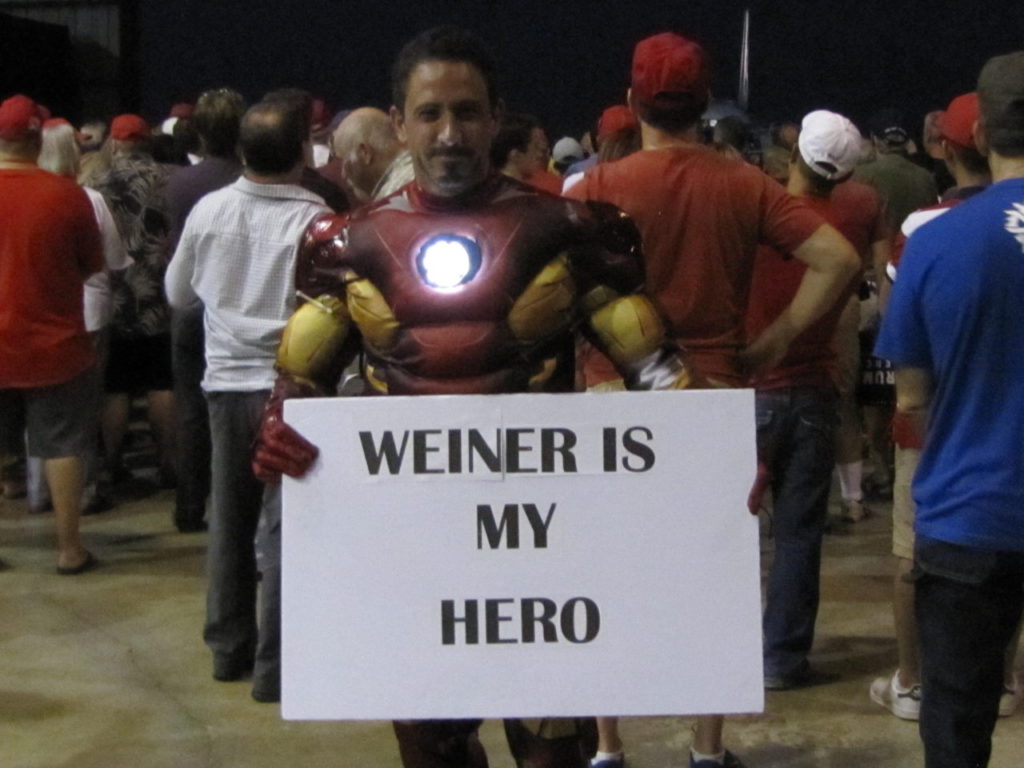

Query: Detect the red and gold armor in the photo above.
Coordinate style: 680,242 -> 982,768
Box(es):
275,173 -> 688,399
255,174 -> 690,768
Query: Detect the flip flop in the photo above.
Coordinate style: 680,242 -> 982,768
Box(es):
56,551 -> 98,576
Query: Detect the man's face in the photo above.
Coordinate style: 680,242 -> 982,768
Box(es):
524,126 -> 550,175
392,59 -> 499,197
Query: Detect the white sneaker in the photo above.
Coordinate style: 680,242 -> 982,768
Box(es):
870,671 -> 921,720
840,499 -> 871,522
1000,674 -> 1021,717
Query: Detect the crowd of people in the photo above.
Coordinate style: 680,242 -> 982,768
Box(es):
1,23 -> 1023,768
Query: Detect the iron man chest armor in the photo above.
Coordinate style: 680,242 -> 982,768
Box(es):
289,175 -> 651,396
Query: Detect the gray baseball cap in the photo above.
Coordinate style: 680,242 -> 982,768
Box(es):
978,51 -> 1024,154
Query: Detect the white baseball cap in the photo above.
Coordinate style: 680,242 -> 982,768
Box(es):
797,110 -> 863,180
552,136 -> 585,164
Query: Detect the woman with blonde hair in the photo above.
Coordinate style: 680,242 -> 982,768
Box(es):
30,119 -> 131,515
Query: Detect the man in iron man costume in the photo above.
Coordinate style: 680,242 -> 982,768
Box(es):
253,26 -> 690,768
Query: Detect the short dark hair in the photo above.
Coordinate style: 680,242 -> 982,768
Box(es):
239,101 -> 305,175
490,112 -> 538,168
796,154 -> 843,196
193,87 -> 245,158
635,93 -> 705,134
978,51 -> 1024,157
952,143 -> 991,176
261,88 -> 313,137
392,26 -> 499,111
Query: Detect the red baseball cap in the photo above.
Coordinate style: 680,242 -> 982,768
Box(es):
936,92 -> 979,150
169,102 -> 194,119
110,113 -> 150,142
597,105 -> 638,140
310,98 -> 330,132
0,94 -> 45,141
631,32 -> 710,109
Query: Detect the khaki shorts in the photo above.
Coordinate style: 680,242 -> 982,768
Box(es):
833,295 -> 860,400
892,445 -> 921,559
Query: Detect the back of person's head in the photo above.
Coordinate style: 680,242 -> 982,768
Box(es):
597,126 -> 641,163
868,108 -> 910,153
796,109 -> 863,194
79,119 -> 107,152
261,88 -> 314,137
936,92 -> 989,176
332,107 -> 398,159
108,113 -> 153,156
977,51 -> 1024,158
490,112 -> 539,168
630,32 -> 710,133
0,94 -> 45,160
173,117 -> 200,160
38,119 -> 81,177
761,146 -> 790,184
192,87 -> 245,158
551,136 -> 585,173
770,121 -> 799,150
150,133 -> 186,164
391,25 -> 499,110
713,116 -> 749,153
239,100 -> 306,176
596,105 -> 638,148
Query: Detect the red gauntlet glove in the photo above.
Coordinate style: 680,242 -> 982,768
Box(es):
747,460 -> 771,516
252,376 -> 322,483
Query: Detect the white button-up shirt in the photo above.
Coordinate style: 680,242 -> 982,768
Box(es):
165,176 -> 330,392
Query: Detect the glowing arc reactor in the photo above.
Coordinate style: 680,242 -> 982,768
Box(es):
416,235 -> 482,291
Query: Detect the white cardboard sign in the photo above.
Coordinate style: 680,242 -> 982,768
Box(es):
282,390 -> 763,720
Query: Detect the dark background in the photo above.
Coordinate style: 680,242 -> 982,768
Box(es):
5,1 -> 1024,139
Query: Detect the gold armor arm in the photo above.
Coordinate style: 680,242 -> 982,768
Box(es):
584,290 -> 692,390
276,293 -> 355,391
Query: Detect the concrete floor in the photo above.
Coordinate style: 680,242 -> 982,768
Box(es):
1,479 -> 1022,768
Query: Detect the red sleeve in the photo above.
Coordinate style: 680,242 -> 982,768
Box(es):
526,170 -> 565,196
564,171 -> 593,204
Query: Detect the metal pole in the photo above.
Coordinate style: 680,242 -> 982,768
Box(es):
738,7 -> 750,111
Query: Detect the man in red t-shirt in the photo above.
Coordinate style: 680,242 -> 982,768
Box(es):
0,95 -> 103,574
567,34 -> 859,768
745,110 -> 888,692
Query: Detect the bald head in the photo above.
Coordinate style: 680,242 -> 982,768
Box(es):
332,107 -> 402,200
239,100 -> 306,177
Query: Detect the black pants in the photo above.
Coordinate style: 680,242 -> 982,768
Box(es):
392,718 -> 596,768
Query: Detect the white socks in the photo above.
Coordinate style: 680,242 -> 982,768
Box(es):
690,747 -> 727,765
836,461 -> 863,502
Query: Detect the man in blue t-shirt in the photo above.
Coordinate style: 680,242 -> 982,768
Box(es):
875,51 -> 1024,768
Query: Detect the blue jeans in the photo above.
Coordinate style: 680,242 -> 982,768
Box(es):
915,536 -> 1024,768
756,386 -> 837,679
